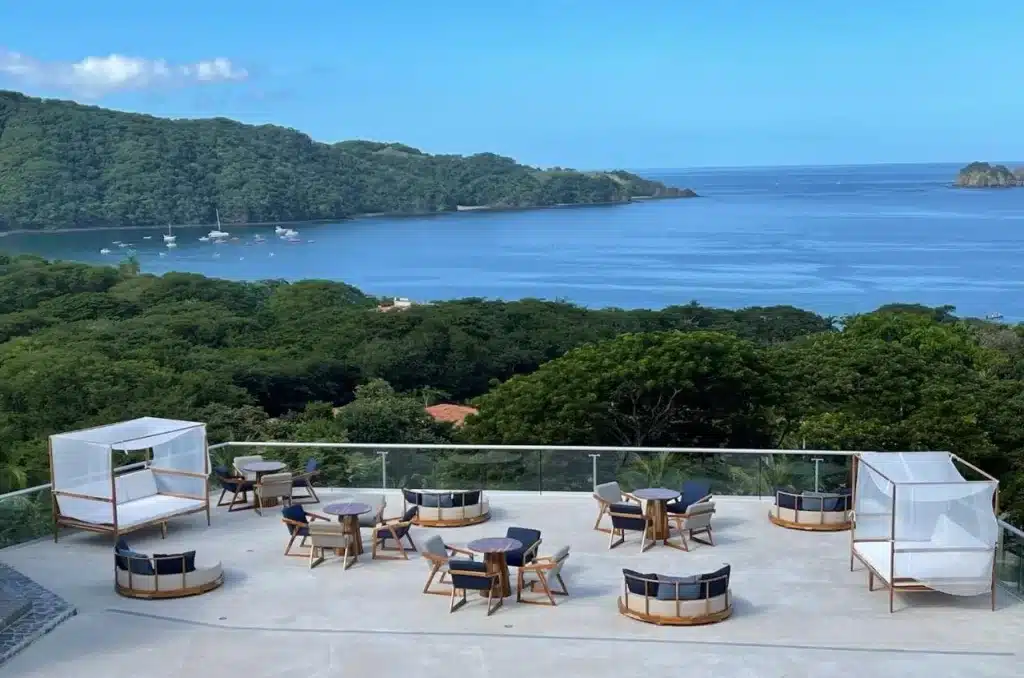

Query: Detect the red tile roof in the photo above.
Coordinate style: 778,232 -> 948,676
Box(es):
425,404 -> 479,426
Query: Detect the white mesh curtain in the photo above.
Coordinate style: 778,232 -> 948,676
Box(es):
857,452 -> 997,596
49,435 -> 115,523
148,426 -> 208,498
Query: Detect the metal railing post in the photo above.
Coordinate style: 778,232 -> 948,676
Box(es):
588,454 -> 601,490
377,450 -> 388,490
812,457 -> 824,492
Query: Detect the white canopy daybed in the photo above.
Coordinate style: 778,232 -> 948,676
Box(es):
50,417 -> 211,542
850,451 -> 998,612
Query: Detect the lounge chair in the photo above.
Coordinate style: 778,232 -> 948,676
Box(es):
505,527 -> 542,568
517,545 -> 570,605
666,479 -> 712,515
232,455 -> 264,482
669,501 -> 716,550
213,465 -> 255,512
291,458 -> 321,503
308,521 -> 352,570
353,494 -> 387,528
255,472 -> 294,515
281,504 -> 332,557
448,559 -> 502,616
593,481 -> 638,532
371,506 -> 419,560
608,503 -> 652,552
619,564 -> 732,625
421,534 -> 476,595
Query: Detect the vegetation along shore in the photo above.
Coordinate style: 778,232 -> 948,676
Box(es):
1,254 -> 1024,545
0,89 -> 695,233
955,162 -> 1024,187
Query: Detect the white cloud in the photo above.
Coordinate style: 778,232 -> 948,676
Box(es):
0,50 -> 248,97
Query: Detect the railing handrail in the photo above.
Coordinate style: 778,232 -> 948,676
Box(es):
0,460 -> 148,500
999,518 -> 1024,540
207,441 -> 865,455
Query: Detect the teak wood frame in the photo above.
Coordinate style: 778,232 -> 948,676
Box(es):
607,505 -> 655,552
768,490 -> 853,532
422,543 -> 477,595
849,452 -> 1000,613
281,510 -> 332,557
516,550 -> 570,606
371,514 -> 419,560
592,487 -> 639,533
668,506 -> 716,551
49,423 -> 211,544
449,566 -> 502,616
618,571 -> 732,626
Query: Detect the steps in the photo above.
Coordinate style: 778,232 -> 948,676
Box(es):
0,564 -> 76,666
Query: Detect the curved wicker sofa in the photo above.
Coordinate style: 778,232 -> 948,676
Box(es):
402,489 -> 490,527
768,490 -> 853,532
619,565 -> 732,626
114,543 -> 223,599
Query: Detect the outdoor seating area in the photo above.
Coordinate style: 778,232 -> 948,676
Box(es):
113,537 -> 223,599
402,489 -> 490,527
768,489 -> 853,531
1,487 -> 1021,678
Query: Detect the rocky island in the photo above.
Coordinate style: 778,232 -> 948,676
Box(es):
0,90 -> 695,232
954,162 -> 1024,188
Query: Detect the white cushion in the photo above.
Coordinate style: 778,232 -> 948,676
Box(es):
115,470 -> 159,503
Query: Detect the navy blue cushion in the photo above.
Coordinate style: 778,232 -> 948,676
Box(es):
439,493 -> 454,508
115,549 -> 154,575
305,458 -> 319,473
420,493 -> 441,508
213,465 -> 230,477
115,537 -> 131,553
609,503 -> 647,531
656,574 -> 700,601
153,551 -> 197,575
402,489 -> 420,505
282,503 -> 308,524
622,568 -> 658,596
776,492 -> 798,510
672,479 -> 712,512
505,527 -> 541,567
402,505 -> 419,523
461,490 -> 481,506
449,559 -> 490,591
700,564 -> 731,598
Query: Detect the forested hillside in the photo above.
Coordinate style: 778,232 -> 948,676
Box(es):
0,90 -> 694,231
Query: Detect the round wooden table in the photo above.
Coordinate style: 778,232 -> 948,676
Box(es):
242,461 -> 288,507
633,488 -> 680,541
467,537 -> 522,598
323,502 -> 371,556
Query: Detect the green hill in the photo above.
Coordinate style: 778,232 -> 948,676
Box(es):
954,161 -> 1024,188
0,90 -> 695,231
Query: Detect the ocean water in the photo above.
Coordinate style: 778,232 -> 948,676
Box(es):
2,162 -> 1023,320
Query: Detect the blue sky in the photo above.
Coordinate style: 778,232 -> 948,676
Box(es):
2,1 -> 1022,169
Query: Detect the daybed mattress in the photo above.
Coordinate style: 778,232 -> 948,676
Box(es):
853,541 -> 993,588
59,495 -> 206,528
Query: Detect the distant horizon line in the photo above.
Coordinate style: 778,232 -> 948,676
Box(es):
622,160 -> 1024,174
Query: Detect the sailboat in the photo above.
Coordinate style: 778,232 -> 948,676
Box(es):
208,209 -> 230,240
163,224 -> 176,243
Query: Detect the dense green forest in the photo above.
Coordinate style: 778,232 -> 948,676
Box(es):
955,162 -> 1024,187
0,90 -> 694,231
1,254 -> 1023,543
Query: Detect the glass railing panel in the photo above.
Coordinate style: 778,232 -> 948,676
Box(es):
607,451 -> 767,496
0,486 -> 53,548
539,450 -> 596,492
386,447 -> 542,492
997,527 -> 1024,597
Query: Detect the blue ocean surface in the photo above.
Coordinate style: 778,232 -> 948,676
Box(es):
2,162 -> 1023,320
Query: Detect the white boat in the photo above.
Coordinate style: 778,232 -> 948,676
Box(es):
158,251 -> 168,257
142,235 -> 153,240
198,236 -> 211,242
163,224 -> 176,243
274,225 -> 287,235
279,228 -> 299,240
208,210 -> 229,239
254,234 -> 266,243
117,242 -> 130,248
166,241 -> 178,249
100,248 -> 112,255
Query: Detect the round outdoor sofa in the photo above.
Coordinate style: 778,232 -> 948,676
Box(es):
619,565 -> 732,626
768,489 -> 853,532
114,539 -> 223,599
402,489 -> 490,527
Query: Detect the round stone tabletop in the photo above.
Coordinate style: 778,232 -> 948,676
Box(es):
322,502 -> 372,517
633,487 -> 681,501
240,461 -> 286,473
467,537 -> 523,554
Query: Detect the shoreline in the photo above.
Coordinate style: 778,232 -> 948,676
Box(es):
0,193 -> 696,238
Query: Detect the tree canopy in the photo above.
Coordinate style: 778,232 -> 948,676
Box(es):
0,90 -> 695,231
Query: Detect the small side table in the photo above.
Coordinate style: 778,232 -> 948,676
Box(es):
242,461 -> 288,508
467,537 -> 522,598
323,502 -> 371,557
633,488 -> 681,543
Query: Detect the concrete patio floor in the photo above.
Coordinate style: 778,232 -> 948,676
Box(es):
1,490 -> 1022,677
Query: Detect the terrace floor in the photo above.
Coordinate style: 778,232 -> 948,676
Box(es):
1,490 -> 1022,678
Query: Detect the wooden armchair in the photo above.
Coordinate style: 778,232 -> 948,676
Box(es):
669,501 -> 716,551
608,503 -> 653,552
421,534 -> 476,595
291,458 -> 321,503
449,560 -> 502,616
371,506 -> 419,560
517,545 -> 570,606
256,472 -> 294,515
213,465 -> 255,512
593,481 -> 639,532
308,522 -> 353,570
281,504 -> 332,557
232,455 -> 264,481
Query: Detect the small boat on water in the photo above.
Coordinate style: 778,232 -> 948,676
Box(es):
163,224 -> 176,244
208,209 -> 230,239
198,236 -> 211,242
166,241 -> 178,249
142,235 -> 152,240
274,225 -> 287,235
117,242 -> 130,248
100,248 -> 112,255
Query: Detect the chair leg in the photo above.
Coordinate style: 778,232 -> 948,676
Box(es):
424,564 -> 451,595
594,503 -> 609,532
450,587 -> 468,613
554,573 -> 569,596
404,533 -> 418,553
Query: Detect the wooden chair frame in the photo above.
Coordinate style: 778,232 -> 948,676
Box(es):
290,466 -> 321,504
608,506 -> 652,552
256,474 -> 294,516
668,508 -> 716,551
371,515 -> 419,560
516,552 -> 570,606
281,510 -> 331,557
593,486 -> 639,533
422,544 -> 476,595
215,476 -> 255,512
449,566 -> 502,616
308,524 -> 354,570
